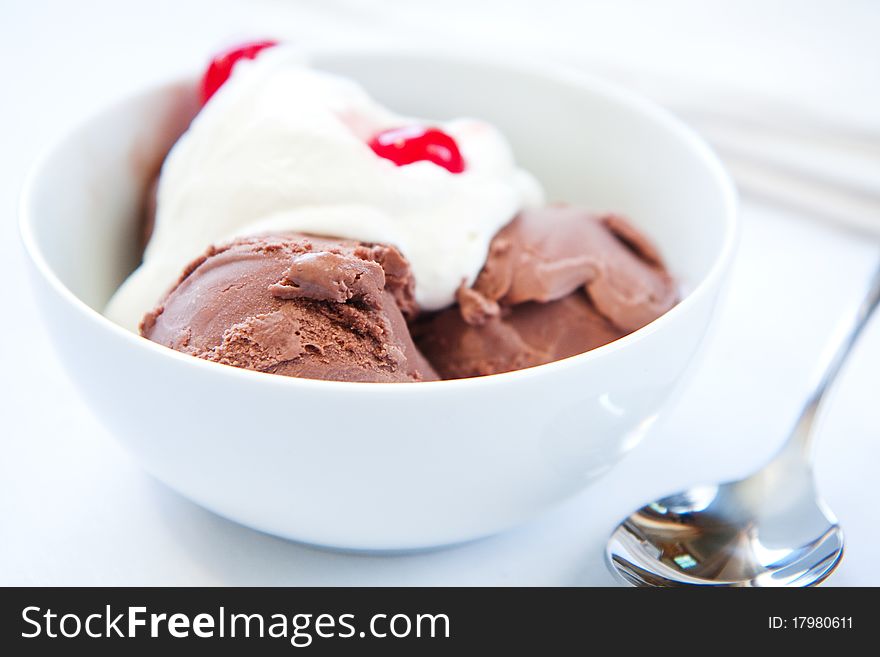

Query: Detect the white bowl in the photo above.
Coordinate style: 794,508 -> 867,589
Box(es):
20,49 -> 737,550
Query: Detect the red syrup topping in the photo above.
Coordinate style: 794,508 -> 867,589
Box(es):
369,126 -> 465,173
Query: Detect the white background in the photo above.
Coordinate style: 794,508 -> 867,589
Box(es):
1,0 -> 878,585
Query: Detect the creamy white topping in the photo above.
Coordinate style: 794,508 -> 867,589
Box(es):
106,47 -> 544,331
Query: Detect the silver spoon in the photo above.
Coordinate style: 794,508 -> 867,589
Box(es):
606,264 -> 880,586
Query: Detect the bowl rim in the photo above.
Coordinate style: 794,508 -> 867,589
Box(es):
19,45 -> 738,394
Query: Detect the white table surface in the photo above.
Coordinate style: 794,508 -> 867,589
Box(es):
2,0 -> 878,586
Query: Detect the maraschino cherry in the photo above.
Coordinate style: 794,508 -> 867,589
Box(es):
368,126 -> 465,173
200,40 -> 277,104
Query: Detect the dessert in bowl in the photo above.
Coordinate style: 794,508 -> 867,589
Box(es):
20,45 -> 736,550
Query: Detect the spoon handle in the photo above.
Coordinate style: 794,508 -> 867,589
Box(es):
789,262 -> 880,457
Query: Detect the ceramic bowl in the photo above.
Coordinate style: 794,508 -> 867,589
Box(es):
20,49 -> 737,550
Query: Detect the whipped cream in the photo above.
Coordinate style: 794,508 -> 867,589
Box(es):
105,47 -> 544,331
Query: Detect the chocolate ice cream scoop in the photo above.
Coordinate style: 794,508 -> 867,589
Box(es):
457,205 -> 676,331
141,234 -> 438,383
416,206 -> 677,379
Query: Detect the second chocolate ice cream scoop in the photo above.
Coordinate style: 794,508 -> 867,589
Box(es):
417,206 -> 677,379
462,205 -> 677,331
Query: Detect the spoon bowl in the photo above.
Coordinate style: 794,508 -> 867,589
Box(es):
606,477 -> 845,587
